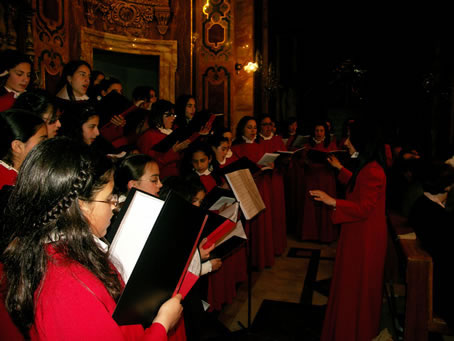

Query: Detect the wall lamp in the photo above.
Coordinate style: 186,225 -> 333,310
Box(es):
235,61 -> 259,74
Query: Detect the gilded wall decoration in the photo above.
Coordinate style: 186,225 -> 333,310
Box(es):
83,0 -> 171,37
202,65 -> 231,127
202,0 -> 231,57
33,0 -> 68,90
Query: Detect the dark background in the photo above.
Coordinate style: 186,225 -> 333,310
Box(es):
260,4 -> 454,159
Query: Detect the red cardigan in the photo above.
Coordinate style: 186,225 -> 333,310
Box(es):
29,247 -> 168,341
0,162 -> 18,190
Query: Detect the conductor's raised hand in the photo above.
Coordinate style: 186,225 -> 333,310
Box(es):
309,190 -> 336,208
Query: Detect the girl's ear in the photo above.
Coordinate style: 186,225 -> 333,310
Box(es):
78,199 -> 90,213
208,155 -> 212,163
127,180 -> 136,191
11,140 -> 24,155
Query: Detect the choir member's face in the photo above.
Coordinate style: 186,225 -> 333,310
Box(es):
81,177 -> 115,238
143,89 -> 157,110
344,137 -> 357,155
130,162 -> 162,197
107,83 -> 123,95
212,141 -> 229,162
93,73 -> 104,86
192,151 -> 211,173
222,132 -> 233,148
314,125 -> 325,141
243,120 -> 257,140
192,190 -> 206,207
260,117 -> 273,137
288,122 -> 297,134
41,106 -> 61,138
67,65 -> 91,97
82,115 -> 100,145
6,62 -> 31,93
185,98 -> 196,120
162,111 -> 176,129
15,124 -> 48,169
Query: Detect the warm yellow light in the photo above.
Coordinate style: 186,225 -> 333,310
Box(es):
203,0 -> 210,17
243,62 -> 258,73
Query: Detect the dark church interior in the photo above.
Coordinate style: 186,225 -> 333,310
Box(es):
1,1 -> 454,340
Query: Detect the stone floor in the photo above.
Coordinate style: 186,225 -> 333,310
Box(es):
212,233 -> 454,341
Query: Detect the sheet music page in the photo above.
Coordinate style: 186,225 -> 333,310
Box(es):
209,196 -> 237,211
257,152 -> 280,166
109,191 -> 164,283
225,169 -> 265,220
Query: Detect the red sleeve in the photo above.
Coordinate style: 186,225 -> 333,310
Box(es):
32,262 -> 168,341
332,165 -> 385,224
337,166 -> 352,184
137,130 -> 180,169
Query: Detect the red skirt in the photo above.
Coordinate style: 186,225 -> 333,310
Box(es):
298,163 -> 338,243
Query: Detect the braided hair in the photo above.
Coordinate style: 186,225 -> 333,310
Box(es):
1,137 -> 121,337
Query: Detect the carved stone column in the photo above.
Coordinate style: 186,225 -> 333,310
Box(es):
6,4 -> 17,50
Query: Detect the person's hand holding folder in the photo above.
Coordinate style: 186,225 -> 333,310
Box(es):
172,139 -> 191,152
153,294 -> 183,332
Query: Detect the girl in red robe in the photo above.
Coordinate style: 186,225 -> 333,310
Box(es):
1,137 -> 183,340
299,121 -> 338,242
310,119 -> 388,341
137,100 -> 191,180
231,116 -> 274,270
258,115 -> 287,255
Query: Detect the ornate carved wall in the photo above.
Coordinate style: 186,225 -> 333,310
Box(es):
194,0 -> 255,132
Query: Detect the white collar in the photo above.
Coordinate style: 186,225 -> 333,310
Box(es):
242,135 -> 256,144
350,151 -> 359,159
93,235 -> 109,253
259,132 -> 274,140
226,149 -> 233,158
196,168 -> 211,176
4,86 -> 24,99
158,127 -> 173,135
0,160 -> 18,173
219,157 -> 226,165
56,85 -> 89,101
313,136 -> 325,144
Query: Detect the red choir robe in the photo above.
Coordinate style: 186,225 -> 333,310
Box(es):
0,162 -> 18,190
298,141 -> 338,242
0,91 -> 16,112
321,162 -> 387,341
206,158 -> 247,311
231,140 -> 274,270
258,134 -> 287,255
137,128 -> 181,180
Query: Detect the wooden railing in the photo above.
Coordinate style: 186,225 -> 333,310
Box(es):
386,211 -> 452,340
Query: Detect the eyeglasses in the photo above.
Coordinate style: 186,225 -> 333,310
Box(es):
89,194 -> 119,207
164,112 -> 177,118
137,177 -> 161,184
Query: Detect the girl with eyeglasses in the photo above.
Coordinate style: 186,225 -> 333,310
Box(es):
0,137 -> 182,340
137,100 -> 192,180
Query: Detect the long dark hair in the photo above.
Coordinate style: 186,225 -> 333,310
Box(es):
180,141 -> 222,185
147,99 -> 175,129
59,101 -> 98,143
0,50 -> 33,88
174,94 -> 195,128
233,115 -> 258,145
57,60 -> 92,101
347,118 -> 387,191
1,137 -> 121,336
0,109 -> 45,167
114,153 -> 157,195
13,89 -> 57,122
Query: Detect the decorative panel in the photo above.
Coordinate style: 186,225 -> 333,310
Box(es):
201,0 -> 231,57
202,65 -> 231,128
33,0 -> 69,91
83,0 -> 171,37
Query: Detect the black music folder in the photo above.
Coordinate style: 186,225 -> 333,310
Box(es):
220,156 -> 261,176
109,189 -> 207,327
306,148 -> 348,164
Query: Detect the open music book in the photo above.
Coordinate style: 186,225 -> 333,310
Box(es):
224,169 -> 266,220
109,189 -> 207,327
